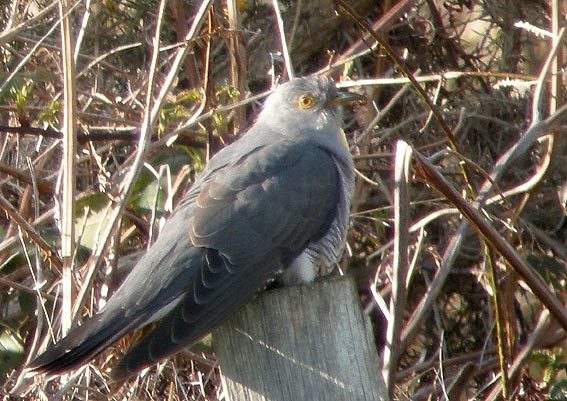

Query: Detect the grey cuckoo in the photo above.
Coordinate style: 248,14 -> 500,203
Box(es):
27,76 -> 363,381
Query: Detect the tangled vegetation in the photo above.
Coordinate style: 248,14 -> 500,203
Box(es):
1,0 -> 566,399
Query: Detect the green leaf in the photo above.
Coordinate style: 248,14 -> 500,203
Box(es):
527,254 -> 567,291
550,379 -> 567,400
75,193 -> 113,251
0,326 -> 24,379
128,149 -> 197,212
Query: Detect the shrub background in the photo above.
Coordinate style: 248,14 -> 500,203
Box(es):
1,1 -> 566,400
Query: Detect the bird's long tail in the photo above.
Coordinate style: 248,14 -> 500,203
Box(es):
26,311 -> 140,376
27,242 -> 202,377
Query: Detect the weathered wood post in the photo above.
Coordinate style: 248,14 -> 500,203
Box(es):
213,276 -> 387,401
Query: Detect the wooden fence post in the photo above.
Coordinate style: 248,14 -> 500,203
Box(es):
213,275 -> 388,401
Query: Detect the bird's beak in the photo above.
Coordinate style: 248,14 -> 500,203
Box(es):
329,90 -> 366,106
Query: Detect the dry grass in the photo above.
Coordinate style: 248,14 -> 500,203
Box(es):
1,0 -> 566,400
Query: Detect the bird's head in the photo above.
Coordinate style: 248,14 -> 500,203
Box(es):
257,76 -> 364,153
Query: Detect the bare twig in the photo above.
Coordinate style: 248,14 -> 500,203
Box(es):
412,145 -> 567,331
271,0 -> 295,80
382,141 -> 412,395
58,0 -> 78,335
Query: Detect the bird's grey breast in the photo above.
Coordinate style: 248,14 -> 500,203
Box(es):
279,154 -> 354,285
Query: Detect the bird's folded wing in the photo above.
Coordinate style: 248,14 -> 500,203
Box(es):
111,139 -> 342,378
28,138 -> 343,380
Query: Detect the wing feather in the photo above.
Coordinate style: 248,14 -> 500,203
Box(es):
29,135 -> 345,380
111,139 -> 342,379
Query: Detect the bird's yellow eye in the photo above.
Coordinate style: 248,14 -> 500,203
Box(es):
297,94 -> 316,109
